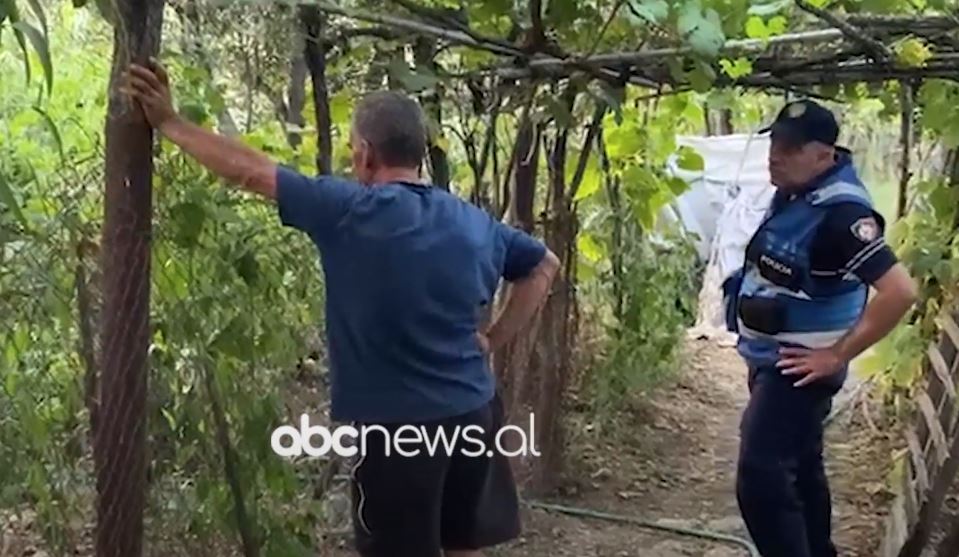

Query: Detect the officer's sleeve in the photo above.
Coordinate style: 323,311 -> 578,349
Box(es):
497,222 -> 547,281
823,203 -> 898,285
275,165 -> 361,237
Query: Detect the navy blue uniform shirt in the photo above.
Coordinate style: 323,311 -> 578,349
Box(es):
276,166 -> 547,423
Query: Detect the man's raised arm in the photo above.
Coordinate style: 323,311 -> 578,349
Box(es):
122,59 -> 278,199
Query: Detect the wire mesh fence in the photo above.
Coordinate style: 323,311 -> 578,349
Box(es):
0,146 -> 350,556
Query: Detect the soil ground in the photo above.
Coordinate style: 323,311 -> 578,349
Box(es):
1,339 -> 898,557
498,339 -> 898,557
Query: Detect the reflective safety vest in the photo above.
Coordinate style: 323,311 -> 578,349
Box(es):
722,157 -> 878,368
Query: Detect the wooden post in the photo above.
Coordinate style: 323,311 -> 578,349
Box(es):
94,0 -> 164,555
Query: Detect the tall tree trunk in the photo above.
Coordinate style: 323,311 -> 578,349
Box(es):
300,5 -> 332,174
95,1 -> 164,555
414,37 -> 450,190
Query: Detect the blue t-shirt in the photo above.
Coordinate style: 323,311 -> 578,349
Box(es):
275,166 -> 547,423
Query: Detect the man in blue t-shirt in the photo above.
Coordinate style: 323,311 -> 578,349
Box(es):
123,60 -> 559,556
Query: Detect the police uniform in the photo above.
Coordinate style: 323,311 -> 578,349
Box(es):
723,100 -> 897,557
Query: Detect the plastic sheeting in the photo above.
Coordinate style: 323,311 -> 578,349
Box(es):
662,133 -> 776,340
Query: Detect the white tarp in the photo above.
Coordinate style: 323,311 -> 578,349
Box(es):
661,133 -> 776,340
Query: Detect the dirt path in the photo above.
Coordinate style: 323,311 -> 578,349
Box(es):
483,338 -> 897,557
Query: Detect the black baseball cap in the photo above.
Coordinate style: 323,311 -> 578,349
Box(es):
759,99 -> 840,147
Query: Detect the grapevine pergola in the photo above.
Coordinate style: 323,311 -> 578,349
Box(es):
313,1 -> 959,93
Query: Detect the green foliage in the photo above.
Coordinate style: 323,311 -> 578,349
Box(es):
1,5 -> 326,553
585,225 -> 703,412
678,0 -> 726,57
719,56 -> 753,78
628,0 -> 670,24
857,176 -> 959,390
894,37 -> 934,68
744,14 -> 786,40
1,0 -> 53,95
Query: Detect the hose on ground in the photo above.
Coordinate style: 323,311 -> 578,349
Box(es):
522,499 -> 760,557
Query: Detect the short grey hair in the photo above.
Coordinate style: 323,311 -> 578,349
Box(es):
352,91 -> 427,168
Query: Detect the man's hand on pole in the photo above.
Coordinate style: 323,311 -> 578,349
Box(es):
119,58 -> 278,199
121,58 -> 177,130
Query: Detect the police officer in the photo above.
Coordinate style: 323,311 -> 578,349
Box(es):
724,100 -> 918,557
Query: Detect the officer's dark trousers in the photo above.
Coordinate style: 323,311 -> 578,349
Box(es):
736,365 -> 839,557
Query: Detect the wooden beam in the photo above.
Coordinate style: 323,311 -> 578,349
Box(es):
928,343 -> 957,404
900,408 -> 959,557
906,425 -> 931,496
937,313 -> 959,356
918,389 -> 950,466
903,459 -> 919,527
516,29 -> 845,72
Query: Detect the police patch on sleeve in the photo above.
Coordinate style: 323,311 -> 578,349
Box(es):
850,217 -> 879,242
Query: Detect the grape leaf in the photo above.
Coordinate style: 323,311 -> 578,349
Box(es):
719,57 -> 753,79
747,0 -> 791,15
677,0 -> 702,36
688,10 -> 725,58
744,16 -> 768,39
895,38 -> 933,68
767,16 -> 787,35
667,176 -> 690,195
577,233 -> 607,263
676,146 -> 705,171
687,65 -> 714,93
573,156 -> 602,201
627,0 -> 669,24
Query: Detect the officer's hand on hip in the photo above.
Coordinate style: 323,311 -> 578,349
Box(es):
776,346 -> 844,387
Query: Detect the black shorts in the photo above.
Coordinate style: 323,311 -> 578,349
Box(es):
347,393 -> 521,557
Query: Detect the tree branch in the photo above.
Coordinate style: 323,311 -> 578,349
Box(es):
388,0 -> 518,53
585,0 -> 626,58
312,1 -> 524,57
795,0 -> 891,62
568,104 -> 606,202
